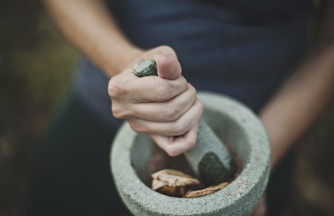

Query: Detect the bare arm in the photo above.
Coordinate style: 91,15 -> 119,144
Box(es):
43,0 -> 203,156
253,3 -> 334,215
43,0 -> 142,76
259,0 -> 334,170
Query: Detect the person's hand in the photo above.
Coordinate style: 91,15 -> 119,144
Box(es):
252,195 -> 267,216
108,46 -> 203,156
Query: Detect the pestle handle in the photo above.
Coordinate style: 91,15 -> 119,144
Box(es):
187,119 -> 232,185
134,59 -> 233,185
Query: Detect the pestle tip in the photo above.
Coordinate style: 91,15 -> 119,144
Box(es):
134,59 -> 158,77
198,152 -> 235,186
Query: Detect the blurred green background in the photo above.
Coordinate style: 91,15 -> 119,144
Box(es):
0,1 -> 77,215
0,1 -> 333,216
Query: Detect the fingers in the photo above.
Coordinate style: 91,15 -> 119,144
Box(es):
129,83 -> 197,122
108,46 -> 186,104
108,45 -> 203,157
128,99 -> 203,136
109,77 -> 192,120
108,73 -> 187,103
150,123 -> 199,157
142,45 -> 182,80
155,49 -> 182,80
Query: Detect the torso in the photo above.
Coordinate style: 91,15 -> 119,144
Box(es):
76,0 -> 314,126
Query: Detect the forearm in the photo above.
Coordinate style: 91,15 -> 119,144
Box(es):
259,45 -> 334,170
259,0 -> 334,171
43,0 -> 142,77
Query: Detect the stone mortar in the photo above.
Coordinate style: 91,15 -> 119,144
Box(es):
111,91 -> 271,216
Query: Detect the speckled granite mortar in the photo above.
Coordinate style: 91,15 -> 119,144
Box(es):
111,91 -> 271,216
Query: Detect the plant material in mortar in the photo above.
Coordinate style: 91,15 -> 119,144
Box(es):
151,169 -> 230,198
184,182 -> 229,198
151,169 -> 201,197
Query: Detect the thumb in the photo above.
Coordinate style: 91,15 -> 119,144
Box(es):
154,46 -> 182,80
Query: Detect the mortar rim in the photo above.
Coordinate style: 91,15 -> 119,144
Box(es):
111,91 -> 270,215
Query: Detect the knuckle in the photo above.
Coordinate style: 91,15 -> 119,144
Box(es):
108,79 -> 127,98
165,146 -> 179,157
187,84 -> 197,98
111,104 -> 132,119
185,138 -> 196,149
171,121 -> 187,136
190,86 -> 197,97
197,100 -> 204,114
128,121 -> 142,132
198,101 -> 204,116
164,104 -> 181,120
111,104 -> 123,118
156,82 -> 173,100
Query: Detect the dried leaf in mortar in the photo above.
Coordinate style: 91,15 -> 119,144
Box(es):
151,169 -> 200,196
184,182 -> 229,198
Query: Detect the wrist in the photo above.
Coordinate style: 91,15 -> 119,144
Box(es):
97,42 -> 144,77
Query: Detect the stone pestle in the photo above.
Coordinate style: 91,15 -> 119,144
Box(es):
111,90 -> 271,215
134,59 -> 233,185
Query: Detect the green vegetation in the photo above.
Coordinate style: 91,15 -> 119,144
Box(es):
0,1 -> 77,215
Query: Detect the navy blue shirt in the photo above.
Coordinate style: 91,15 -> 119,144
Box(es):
75,0 -> 313,127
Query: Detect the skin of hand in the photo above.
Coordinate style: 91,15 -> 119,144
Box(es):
44,0 -> 334,214
43,0 -> 203,156
108,46 -> 204,156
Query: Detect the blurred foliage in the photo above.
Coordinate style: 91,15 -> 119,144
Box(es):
0,1 -> 77,215
292,102 -> 334,215
0,1 -> 77,131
